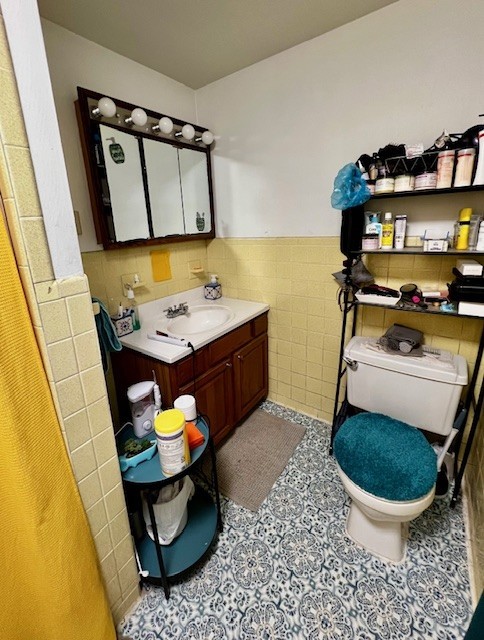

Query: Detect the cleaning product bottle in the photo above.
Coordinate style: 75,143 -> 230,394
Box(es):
126,286 -> 141,330
455,207 -> 473,250
365,213 -> 383,248
204,274 -> 222,300
381,212 -> 394,249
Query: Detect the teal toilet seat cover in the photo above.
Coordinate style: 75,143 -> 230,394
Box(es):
333,413 -> 437,501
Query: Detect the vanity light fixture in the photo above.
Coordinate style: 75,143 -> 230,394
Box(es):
125,107 -> 148,127
195,130 -> 214,146
152,116 -> 174,135
175,124 -> 195,141
91,96 -> 116,118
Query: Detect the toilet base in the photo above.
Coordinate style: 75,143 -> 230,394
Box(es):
346,500 -> 407,563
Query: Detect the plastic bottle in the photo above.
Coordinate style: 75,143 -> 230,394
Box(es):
365,213 -> 382,248
476,221 -> 484,251
126,286 -> 141,330
381,212 -> 394,249
394,214 -> 407,250
455,207 -> 472,250
204,274 -> 222,300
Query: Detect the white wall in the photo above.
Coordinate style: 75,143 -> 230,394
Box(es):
196,0 -> 484,238
1,0 -> 83,277
41,19 -> 197,252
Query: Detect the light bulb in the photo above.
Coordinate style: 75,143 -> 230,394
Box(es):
131,108 -> 147,126
181,124 -> 195,140
201,130 -> 214,145
125,108 -> 147,127
159,117 -> 173,134
92,97 -> 116,118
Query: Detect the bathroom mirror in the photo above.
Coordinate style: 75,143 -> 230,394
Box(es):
75,87 -> 215,249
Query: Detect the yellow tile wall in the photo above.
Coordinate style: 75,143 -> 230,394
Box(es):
0,17 -> 138,624
82,241 -> 208,316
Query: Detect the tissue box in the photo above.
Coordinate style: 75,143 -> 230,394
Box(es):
422,229 -> 450,252
111,312 -> 133,337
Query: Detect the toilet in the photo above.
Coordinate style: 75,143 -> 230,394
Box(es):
333,336 -> 468,563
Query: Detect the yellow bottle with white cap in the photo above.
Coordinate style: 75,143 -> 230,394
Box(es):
154,409 -> 190,476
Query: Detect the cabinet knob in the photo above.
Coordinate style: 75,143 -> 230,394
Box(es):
237,355 -> 244,361
226,362 -> 232,368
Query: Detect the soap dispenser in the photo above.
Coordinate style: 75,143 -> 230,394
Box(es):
204,274 -> 222,300
126,286 -> 141,330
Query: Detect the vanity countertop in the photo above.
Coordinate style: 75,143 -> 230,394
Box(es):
119,287 -> 269,364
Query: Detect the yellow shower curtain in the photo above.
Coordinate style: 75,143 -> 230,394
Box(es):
0,216 -> 116,639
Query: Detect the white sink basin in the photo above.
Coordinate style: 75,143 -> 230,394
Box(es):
166,305 -> 234,336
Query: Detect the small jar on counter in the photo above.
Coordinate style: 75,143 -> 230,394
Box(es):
454,148 -> 476,187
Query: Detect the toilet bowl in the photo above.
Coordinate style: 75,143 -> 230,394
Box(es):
336,463 -> 435,562
333,412 -> 438,563
333,337 -> 467,562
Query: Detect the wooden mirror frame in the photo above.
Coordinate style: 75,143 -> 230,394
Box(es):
75,87 -> 216,249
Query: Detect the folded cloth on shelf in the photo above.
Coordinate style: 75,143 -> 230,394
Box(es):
92,297 -> 122,372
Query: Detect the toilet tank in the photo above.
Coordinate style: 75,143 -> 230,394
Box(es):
344,337 -> 468,435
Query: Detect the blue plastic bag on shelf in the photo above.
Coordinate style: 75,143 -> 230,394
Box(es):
331,163 -> 371,210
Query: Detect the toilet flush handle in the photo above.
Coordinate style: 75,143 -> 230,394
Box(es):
343,357 -> 358,371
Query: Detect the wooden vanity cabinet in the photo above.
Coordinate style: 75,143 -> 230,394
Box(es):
112,312 -> 268,445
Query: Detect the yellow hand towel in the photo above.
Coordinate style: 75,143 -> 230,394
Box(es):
151,250 -> 172,282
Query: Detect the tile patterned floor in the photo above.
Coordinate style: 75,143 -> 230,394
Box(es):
120,402 -> 473,639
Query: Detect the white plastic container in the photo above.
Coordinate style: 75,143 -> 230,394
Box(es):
344,337 -> 467,435
174,394 -> 197,421
154,409 -> 190,476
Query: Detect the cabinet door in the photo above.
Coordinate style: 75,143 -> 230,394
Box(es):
100,124 -> 149,242
143,138 -> 185,237
178,147 -> 212,235
233,334 -> 268,422
180,359 -> 234,444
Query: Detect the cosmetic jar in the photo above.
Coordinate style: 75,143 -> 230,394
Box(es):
362,233 -> 380,251
394,173 -> 415,193
415,171 -> 437,190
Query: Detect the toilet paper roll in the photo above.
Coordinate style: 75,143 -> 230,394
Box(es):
174,394 -> 197,421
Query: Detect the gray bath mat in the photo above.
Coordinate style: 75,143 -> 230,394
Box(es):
214,408 -> 306,511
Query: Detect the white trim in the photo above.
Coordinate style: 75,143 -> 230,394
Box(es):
0,0 -> 83,278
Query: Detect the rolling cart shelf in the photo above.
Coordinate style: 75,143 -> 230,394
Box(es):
137,488 -> 218,580
120,416 -> 222,598
120,418 -> 209,485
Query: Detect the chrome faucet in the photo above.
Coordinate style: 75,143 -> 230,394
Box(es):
163,302 -> 189,318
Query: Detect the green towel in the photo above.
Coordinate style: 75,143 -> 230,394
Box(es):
92,297 -> 122,372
